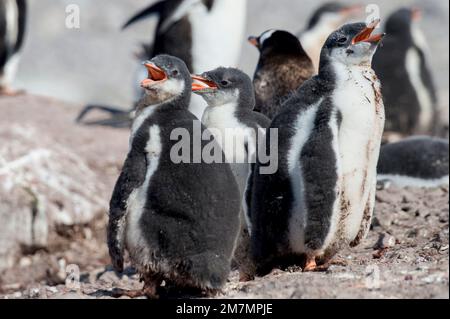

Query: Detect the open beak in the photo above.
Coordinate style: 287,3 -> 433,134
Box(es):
141,61 -> 167,87
191,75 -> 218,92
248,36 -> 259,48
352,19 -> 385,45
411,8 -> 422,21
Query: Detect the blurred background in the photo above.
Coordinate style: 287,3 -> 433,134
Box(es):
14,0 -> 449,109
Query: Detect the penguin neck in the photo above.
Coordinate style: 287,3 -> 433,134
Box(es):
136,86 -> 191,116
258,49 -> 309,69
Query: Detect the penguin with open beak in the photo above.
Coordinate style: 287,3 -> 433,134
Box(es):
250,21 -> 385,275
192,67 -> 270,281
108,55 -> 241,298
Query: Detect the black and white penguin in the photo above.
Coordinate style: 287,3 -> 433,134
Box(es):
299,2 -> 362,72
373,8 -> 438,136
77,0 -> 247,126
248,30 -> 315,119
192,67 -> 270,280
0,0 -> 26,96
107,55 -> 241,298
125,0 -> 247,119
250,22 -> 385,274
378,136 -> 449,188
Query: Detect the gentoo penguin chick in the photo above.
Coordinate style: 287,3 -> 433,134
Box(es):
0,0 -> 26,96
192,67 -> 270,281
299,2 -> 362,72
77,0 -> 247,126
108,55 -> 241,298
250,22 -> 385,274
248,30 -> 314,119
378,136 -> 449,188
373,8 -> 438,137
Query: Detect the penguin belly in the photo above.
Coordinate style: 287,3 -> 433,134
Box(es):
332,65 -> 385,242
125,125 -> 164,272
189,0 -> 246,72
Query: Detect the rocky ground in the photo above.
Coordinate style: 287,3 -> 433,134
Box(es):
0,96 -> 448,299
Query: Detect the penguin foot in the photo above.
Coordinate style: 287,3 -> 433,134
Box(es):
303,256 -> 317,272
239,271 -> 255,282
111,288 -> 148,299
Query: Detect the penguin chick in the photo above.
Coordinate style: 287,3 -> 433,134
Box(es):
377,136 -> 449,188
299,2 -> 363,72
192,67 -> 270,281
248,30 -> 315,119
108,55 -> 241,298
77,0 -> 248,127
373,8 -> 438,137
251,22 -> 385,275
0,0 -> 26,96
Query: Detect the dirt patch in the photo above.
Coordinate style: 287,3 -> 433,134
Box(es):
1,185 -> 448,299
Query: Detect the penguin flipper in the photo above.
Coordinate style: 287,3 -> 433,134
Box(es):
76,105 -> 133,128
122,1 -> 166,30
108,152 -> 148,273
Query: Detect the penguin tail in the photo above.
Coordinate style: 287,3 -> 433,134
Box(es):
122,1 -> 166,30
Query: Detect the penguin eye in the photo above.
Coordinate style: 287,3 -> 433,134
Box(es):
172,69 -> 179,76
221,80 -> 230,86
337,37 -> 348,44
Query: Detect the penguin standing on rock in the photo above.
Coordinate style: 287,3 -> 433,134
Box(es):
108,55 -> 241,298
192,67 -> 270,280
377,136 -> 449,188
299,2 -> 363,72
77,0 -> 247,125
250,22 -> 385,275
248,30 -> 315,119
0,0 -> 26,96
373,8 -> 438,137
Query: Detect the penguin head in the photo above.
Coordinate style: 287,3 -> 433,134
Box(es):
140,55 -> 191,105
307,2 -> 363,31
192,68 -> 255,109
248,30 -> 308,57
385,8 -> 421,37
320,21 -> 385,68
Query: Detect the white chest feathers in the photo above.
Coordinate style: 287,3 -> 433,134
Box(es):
405,47 -> 434,132
189,0 -> 247,72
202,103 -> 254,164
126,125 -> 162,267
332,63 -> 385,240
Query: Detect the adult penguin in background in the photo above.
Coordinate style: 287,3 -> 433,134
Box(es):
77,0 -> 247,126
248,30 -> 314,119
250,22 -> 385,275
299,2 -> 363,72
377,136 -> 449,188
0,0 -> 26,96
373,8 -> 439,137
108,55 -> 241,298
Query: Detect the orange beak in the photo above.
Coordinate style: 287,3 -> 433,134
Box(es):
352,19 -> 385,44
141,62 -> 167,87
412,8 -> 422,21
191,75 -> 218,92
248,36 -> 259,48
